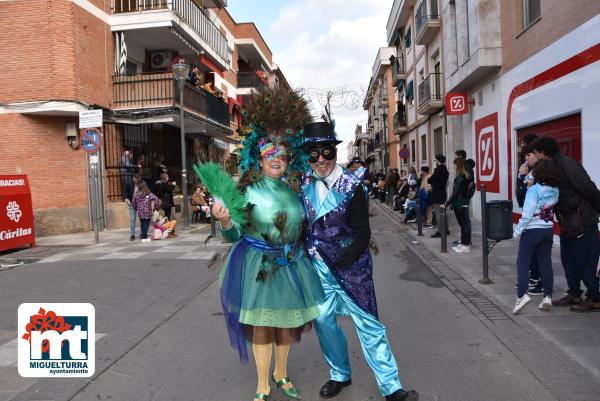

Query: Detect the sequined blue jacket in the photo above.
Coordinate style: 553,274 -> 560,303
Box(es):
301,168 -> 378,318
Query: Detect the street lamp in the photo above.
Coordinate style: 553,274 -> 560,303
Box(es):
173,62 -> 190,228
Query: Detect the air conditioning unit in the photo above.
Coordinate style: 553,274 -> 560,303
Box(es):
151,51 -> 173,70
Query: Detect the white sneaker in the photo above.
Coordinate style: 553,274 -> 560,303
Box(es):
141,238 -> 151,243
454,244 -> 471,253
513,294 -> 531,314
538,295 -> 552,311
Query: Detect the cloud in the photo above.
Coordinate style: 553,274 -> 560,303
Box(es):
269,0 -> 390,161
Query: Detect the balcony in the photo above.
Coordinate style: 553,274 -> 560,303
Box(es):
415,0 -> 440,46
417,73 -> 443,115
112,72 -> 230,127
237,71 -> 267,91
393,106 -> 408,135
391,55 -> 405,86
112,0 -> 228,69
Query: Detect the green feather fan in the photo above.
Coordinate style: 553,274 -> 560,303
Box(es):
192,162 -> 248,226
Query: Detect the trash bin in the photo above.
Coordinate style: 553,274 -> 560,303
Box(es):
486,200 -> 513,240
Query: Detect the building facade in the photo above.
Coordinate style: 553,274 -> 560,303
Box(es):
385,0 -> 446,176
440,0 -> 600,219
0,0 -> 286,236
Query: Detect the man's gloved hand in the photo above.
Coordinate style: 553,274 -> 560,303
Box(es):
335,246 -> 356,268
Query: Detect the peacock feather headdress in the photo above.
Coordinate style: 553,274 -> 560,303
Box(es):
238,86 -> 312,176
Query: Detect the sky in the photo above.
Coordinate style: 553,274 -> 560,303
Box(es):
226,0 -> 392,161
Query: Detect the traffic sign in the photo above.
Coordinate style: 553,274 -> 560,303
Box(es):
79,109 -> 103,129
446,92 -> 469,115
81,128 -> 102,153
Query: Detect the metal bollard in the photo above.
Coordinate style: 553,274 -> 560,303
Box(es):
416,197 -> 423,236
479,184 -> 493,284
440,205 -> 447,253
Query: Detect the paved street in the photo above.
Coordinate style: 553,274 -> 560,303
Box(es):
1,209 -> 599,401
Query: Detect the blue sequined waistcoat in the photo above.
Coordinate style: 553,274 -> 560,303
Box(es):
301,169 -> 378,319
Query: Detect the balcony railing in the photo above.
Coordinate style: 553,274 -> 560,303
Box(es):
237,71 -> 266,89
417,73 -> 442,108
393,106 -> 407,133
391,55 -> 405,86
415,0 -> 439,41
112,72 -> 230,127
112,0 -> 228,62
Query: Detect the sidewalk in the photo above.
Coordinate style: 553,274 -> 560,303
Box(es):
0,223 -> 219,267
373,200 -> 600,386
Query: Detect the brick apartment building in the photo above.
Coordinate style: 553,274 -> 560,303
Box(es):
0,0 -> 287,236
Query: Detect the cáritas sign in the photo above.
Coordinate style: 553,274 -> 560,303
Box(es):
0,175 -> 35,252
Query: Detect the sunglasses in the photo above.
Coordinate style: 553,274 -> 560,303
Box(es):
308,146 -> 337,163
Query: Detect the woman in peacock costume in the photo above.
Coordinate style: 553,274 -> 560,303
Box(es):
195,87 -> 324,401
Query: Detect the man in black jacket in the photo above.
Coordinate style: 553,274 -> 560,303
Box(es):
428,154 -> 449,238
533,137 -> 600,312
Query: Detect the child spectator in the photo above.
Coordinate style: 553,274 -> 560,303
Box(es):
512,160 -> 560,314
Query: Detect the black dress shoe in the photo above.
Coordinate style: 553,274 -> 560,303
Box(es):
431,232 -> 441,238
385,389 -> 419,401
319,379 -> 351,398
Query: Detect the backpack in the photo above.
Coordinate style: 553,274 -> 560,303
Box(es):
466,180 -> 477,198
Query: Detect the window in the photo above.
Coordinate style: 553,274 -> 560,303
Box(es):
420,134 -> 427,161
522,0 -> 541,29
405,26 -> 411,49
411,139 -> 416,163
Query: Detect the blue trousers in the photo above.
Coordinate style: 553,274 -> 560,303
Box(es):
516,228 -> 554,298
128,205 -> 137,236
560,224 -> 600,301
312,258 -> 402,396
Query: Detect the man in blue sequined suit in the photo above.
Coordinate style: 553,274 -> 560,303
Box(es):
301,122 -> 418,401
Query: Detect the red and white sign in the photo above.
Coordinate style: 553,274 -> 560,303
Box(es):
446,92 -> 469,115
0,175 -> 35,252
475,113 -> 500,193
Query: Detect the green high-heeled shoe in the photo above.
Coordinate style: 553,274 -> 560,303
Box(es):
271,372 -> 302,399
253,392 -> 269,401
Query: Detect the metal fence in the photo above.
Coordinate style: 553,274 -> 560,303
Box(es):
113,73 -> 230,127
417,73 -> 442,109
415,0 -> 439,38
237,71 -> 265,89
112,0 -> 228,62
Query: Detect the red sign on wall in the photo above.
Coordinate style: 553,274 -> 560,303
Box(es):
0,175 -> 35,252
475,113 -> 500,193
446,92 -> 469,115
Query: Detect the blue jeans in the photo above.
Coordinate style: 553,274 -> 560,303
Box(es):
465,205 -> 472,245
140,218 -> 151,240
560,224 -> 600,301
128,205 -> 137,236
404,200 -> 416,222
517,228 -> 554,297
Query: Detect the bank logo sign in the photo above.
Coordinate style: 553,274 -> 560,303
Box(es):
18,303 -> 95,377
